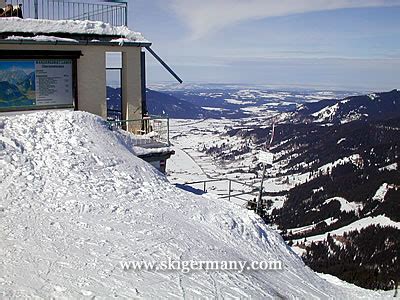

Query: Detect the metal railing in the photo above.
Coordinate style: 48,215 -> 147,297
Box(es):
107,115 -> 170,146
183,178 -> 261,204
7,0 -> 128,26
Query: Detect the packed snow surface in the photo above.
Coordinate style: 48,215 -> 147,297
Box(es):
0,111 -> 384,298
0,18 -> 148,42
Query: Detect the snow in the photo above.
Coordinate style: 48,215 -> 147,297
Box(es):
224,98 -> 256,105
112,129 -> 172,157
319,154 -> 363,173
201,106 -> 228,111
0,111 -> 384,298
0,18 -> 148,43
372,183 -> 390,202
5,35 -> 78,43
337,138 -> 346,144
294,215 -> 400,244
368,93 -> 378,100
317,273 -> 395,297
167,147 -> 208,183
289,218 -> 338,235
110,37 -> 138,45
312,103 -> 340,122
379,163 -> 398,171
324,197 -> 363,214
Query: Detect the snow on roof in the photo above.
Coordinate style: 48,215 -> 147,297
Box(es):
0,17 -> 149,43
0,111 -> 381,298
5,35 -> 79,43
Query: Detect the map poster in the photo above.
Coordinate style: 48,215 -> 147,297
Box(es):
0,59 -> 74,110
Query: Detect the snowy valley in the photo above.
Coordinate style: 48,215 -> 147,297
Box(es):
154,85 -> 400,292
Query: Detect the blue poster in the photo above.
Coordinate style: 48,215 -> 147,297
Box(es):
0,60 -> 73,110
0,61 -> 36,108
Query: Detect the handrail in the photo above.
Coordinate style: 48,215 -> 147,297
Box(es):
107,115 -> 169,125
7,0 -> 128,26
185,178 -> 258,190
107,115 -> 170,145
182,177 -> 262,203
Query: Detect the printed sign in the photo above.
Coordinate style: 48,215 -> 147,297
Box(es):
258,150 -> 274,165
0,60 -> 73,110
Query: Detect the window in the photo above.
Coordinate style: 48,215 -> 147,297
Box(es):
106,52 -> 122,121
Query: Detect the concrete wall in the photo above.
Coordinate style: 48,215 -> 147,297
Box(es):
122,49 -> 143,132
0,43 -> 143,121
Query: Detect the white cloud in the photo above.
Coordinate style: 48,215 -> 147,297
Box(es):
170,0 -> 400,40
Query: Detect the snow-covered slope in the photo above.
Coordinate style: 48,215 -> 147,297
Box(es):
302,90 -> 400,123
0,111 -> 382,298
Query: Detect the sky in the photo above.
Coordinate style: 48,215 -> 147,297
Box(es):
129,0 -> 400,91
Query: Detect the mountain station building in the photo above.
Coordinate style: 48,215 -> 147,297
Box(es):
0,1 -> 179,173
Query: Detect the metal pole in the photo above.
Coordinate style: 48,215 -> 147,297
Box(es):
145,46 -> 183,84
203,182 -> 206,192
124,2 -> 128,26
34,0 -> 38,19
167,117 -> 170,146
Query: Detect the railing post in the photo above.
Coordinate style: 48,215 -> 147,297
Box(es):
203,182 -> 206,192
34,0 -> 38,19
124,2 -> 128,26
167,117 -> 170,146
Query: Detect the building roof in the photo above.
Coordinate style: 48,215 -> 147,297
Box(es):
0,18 -> 151,46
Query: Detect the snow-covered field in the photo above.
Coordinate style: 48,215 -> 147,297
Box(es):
1,111 -> 390,298
167,117 -> 296,206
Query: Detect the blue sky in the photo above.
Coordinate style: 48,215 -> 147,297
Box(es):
129,0 -> 400,91
0,61 -> 35,73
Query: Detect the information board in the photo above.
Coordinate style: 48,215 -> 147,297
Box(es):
258,150 -> 274,165
0,59 -> 74,110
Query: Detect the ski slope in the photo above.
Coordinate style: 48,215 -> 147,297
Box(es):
0,111 -> 386,298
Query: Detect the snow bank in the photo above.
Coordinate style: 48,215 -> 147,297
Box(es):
0,111 -> 381,298
0,18 -> 148,42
